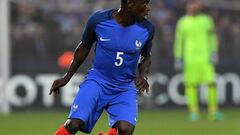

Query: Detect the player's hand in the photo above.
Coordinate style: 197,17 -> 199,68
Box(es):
174,58 -> 183,71
135,76 -> 149,95
49,77 -> 69,96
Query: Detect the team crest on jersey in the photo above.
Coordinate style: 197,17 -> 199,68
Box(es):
72,104 -> 78,111
135,40 -> 142,50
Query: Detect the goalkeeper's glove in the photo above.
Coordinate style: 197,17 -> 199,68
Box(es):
211,52 -> 219,65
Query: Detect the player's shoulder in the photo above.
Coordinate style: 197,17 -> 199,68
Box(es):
177,15 -> 189,26
198,13 -> 214,25
91,9 -> 116,18
179,15 -> 190,22
139,19 -> 154,29
138,19 -> 155,35
199,13 -> 212,20
88,9 -> 116,24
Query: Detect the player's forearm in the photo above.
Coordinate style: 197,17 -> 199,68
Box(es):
174,36 -> 183,60
174,46 -> 182,59
174,22 -> 183,60
138,54 -> 151,78
63,44 -> 90,81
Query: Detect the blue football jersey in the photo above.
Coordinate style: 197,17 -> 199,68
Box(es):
81,9 -> 155,86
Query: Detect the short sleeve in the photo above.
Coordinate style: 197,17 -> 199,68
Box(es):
81,14 -> 97,49
141,24 -> 155,56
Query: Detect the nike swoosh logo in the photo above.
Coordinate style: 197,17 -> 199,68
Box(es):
100,37 -> 111,41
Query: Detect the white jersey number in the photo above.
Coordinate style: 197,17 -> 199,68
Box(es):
115,52 -> 124,66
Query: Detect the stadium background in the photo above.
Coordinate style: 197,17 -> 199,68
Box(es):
0,0 -> 240,135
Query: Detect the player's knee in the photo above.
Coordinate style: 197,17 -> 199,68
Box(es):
117,121 -> 134,135
64,119 -> 84,134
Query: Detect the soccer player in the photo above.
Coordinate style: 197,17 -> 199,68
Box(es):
174,0 -> 223,121
49,0 -> 154,135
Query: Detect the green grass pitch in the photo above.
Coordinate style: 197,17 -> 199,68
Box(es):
0,109 -> 239,135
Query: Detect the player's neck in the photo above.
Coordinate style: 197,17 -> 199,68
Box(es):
113,8 -> 136,26
188,11 -> 200,17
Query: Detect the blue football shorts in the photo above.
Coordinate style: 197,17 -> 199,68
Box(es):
68,79 -> 138,133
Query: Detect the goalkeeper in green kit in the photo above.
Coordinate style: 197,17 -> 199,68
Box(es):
174,0 -> 223,121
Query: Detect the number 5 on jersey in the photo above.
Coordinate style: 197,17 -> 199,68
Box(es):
115,52 -> 124,66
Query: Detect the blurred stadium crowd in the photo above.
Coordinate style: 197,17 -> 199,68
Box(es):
10,0 -> 240,73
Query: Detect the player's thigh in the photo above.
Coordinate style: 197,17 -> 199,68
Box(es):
68,79 -> 104,133
107,88 -> 138,127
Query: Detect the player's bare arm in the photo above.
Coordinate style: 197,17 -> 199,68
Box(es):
49,43 -> 91,96
135,53 -> 151,94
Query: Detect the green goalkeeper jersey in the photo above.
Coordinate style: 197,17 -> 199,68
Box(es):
174,13 -> 218,63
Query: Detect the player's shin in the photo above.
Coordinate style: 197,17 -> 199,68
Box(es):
208,85 -> 218,116
186,84 -> 199,121
207,84 -> 224,121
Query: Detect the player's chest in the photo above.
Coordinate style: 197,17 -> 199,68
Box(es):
185,19 -> 210,34
95,23 -> 149,53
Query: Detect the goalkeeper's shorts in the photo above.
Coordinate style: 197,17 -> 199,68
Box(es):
184,62 -> 216,85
